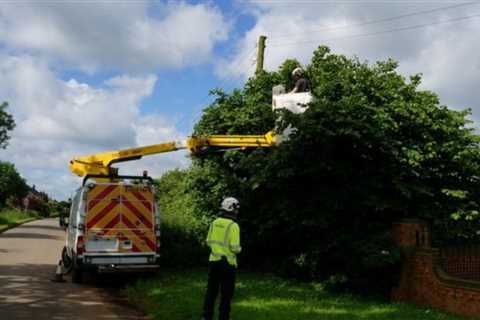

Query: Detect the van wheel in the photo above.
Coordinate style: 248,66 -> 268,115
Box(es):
72,265 -> 83,284
61,247 -> 73,274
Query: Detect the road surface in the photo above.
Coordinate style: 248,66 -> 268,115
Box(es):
0,218 -> 145,320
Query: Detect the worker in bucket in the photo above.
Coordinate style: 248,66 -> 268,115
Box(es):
289,67 -> 311,93
201,197 -> 242,320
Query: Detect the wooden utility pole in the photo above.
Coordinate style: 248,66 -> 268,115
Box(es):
255,35 -> 267,75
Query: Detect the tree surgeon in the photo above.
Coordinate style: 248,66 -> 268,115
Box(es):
289,67 -> 311,93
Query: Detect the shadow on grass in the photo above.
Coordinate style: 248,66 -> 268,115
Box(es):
232,293 -> 402,320
128,269 -> 463,320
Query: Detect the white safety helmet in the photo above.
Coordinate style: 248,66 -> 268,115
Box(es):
292,67 -> 304,77
220,197 -> 240,212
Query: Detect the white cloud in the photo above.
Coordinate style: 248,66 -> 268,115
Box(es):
0,1 -> 229,72
0,1 -> 226,200
0,55 -> 157,147
117,114 -> 190,179
0,55 -> 189,200
219,2 -> 480,117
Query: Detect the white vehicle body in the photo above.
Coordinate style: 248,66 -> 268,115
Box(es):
63,176 -> 160,282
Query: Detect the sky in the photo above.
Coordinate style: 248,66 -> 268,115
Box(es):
0,0 -> 479,200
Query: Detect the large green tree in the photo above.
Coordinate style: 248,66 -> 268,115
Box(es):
0,161 -> 29,207
0,102 -> 15,149
176,46 -> 480,292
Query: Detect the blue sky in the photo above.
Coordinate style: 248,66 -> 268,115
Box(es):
0,1 -> 479,199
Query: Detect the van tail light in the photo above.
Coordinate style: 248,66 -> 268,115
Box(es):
77,235 -> 85,255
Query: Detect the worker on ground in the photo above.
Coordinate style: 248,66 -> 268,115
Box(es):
201,197 -> 242,320
289,67 -> 310,93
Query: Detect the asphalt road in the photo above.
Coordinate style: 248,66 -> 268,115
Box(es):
0,218 -> 145,320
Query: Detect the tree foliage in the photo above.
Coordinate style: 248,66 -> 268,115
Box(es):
154,169 -> 209,267
161,46 -> 480,292
0,161 -> 29,207
0,102 -> 15,149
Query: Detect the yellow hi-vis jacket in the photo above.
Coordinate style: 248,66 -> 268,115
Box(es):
206,217 -> 241,267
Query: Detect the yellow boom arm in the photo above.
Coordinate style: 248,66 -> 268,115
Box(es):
69,130 -> 277,177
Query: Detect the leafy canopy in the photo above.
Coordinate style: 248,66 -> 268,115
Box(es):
0,161 -> 29,207
163,46 -> 480,291
0,102 -> 15,149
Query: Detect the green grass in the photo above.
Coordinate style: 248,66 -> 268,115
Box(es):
0,209 -> 39,232
126,269 -> 464,320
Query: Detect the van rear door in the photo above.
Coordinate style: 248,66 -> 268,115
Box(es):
85,184 -> 122,253
119,184 -> 156,253
85,183 -> 156,254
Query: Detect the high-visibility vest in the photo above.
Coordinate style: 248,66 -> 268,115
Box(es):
206,217 -> 241,267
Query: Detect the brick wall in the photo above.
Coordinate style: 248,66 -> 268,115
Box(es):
392,220 -> 480,318
440,246 -> 480,282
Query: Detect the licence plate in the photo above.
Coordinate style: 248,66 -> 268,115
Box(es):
86,238 -> 118,251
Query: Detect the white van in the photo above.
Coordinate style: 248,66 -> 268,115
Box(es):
61,175 -> 160,283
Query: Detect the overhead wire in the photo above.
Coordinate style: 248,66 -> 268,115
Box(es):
181,1 -> 480,132
181,2 -> 480,131
269,13 -> 480,47
268,1 -> 478,39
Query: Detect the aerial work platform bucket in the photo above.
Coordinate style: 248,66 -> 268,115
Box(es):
272,85 -> 313,142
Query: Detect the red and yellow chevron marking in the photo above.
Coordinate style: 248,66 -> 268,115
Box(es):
121,192 -> 153,230
85,184 -> 156,253
101,221 -> 156,253
121,216 -> 156,252
86,185 -> 122,230
87,185 -> 120,210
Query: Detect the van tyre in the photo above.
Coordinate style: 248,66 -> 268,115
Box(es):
61,246 -> 73,274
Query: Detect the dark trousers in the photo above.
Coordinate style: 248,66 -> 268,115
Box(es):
202,259 -> 236,320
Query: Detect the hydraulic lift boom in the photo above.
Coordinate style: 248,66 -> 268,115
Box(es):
69,91 -> 312,178
69,130 -> 277,177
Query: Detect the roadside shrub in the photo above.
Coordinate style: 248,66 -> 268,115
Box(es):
155,170 -> 209,267
0,209 -> 39,227
24,193 -> 50,217
159,212 -> 208,267
48,199 -> 70,218
0,161 -> 29,206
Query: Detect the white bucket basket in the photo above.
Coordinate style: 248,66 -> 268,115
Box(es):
272,86 -> 313,143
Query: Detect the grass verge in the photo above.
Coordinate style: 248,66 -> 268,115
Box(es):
0,209 -> 40,233
126,268 -> 464,320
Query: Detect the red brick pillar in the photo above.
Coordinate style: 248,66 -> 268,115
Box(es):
393,219 -> 430,249
391,219 -> 431,302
